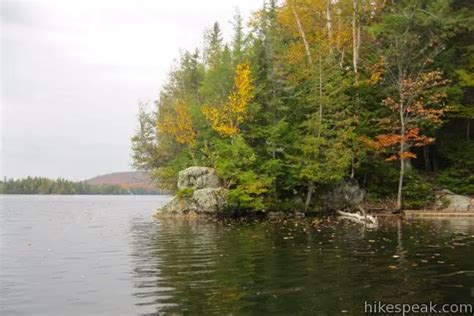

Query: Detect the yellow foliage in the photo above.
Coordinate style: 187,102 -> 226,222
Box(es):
202,63 -> 254,137
368,56 -> 385,85
158,100 -> 196,145
279,0 -> 353,59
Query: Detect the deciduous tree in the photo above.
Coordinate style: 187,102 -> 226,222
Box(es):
202,63 -> 254,137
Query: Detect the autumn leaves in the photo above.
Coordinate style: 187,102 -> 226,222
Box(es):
202,63 -> 254,137
158,63 -> 254,145
158,100 -> 196,145
364,71 -> 449,162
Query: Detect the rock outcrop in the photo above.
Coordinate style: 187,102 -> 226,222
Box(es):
321,180 -> 365,211
177,167 -> 221,190
435,189 -> 473,212
158,167 -> 228,216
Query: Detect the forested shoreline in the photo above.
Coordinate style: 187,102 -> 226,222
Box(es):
132,0 -> 473,213
0,177 -> 162,195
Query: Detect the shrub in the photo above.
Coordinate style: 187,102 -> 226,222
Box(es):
214,136 -> 273,212
176,187 -> 194,198
360,160 -> 399,202
403,171 -> 434,209
437,167 -> 474,195
436,139 -> 474,195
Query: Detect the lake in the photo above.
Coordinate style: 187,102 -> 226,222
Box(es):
1,195 -> 473,315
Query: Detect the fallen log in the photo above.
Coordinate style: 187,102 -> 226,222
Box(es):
337,210 -> 378,227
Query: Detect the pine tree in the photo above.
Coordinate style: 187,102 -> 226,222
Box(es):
291,55 -> 354,210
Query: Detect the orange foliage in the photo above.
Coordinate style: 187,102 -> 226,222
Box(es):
368,71 -> 448,161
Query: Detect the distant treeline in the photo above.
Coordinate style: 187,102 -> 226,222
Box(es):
0,177 -> 163,195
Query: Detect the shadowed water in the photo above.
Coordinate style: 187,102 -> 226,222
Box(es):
1,195 -> 473,315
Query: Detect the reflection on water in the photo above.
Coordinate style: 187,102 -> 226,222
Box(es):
0,195 -> 170,315
1,195 -> 474,315
131,217 -> 474,315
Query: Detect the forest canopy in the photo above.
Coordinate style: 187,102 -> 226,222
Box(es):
132,0 -> 473,212
0,177 -> 162,195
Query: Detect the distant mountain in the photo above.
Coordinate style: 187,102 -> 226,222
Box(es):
0,172 -> 162,195
86,171 -> 157,191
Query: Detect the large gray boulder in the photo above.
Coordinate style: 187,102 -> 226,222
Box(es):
159,195 -> 198,214
435,190 -> 472,212
158,167 -> 227,215
178,167 -> 221,190
321,180 -> 365,211
192,188 -> 228,213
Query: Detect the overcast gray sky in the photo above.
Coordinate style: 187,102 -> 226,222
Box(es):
1,0 -> 262,181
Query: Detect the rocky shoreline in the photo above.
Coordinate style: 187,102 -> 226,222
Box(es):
157,167 -> 228,216
156,166 -> 474,220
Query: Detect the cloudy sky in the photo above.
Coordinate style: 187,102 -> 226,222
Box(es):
1,0 -> 262,180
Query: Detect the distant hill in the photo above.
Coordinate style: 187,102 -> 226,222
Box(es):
86,171 -> 157,191
0,172 -> 162,195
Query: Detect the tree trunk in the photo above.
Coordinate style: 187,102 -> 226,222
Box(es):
351,0 -> 360,177
318,57 -> 323,138
352,0 -> 359,81
292,6 -> 312,65
433,151 -> 439,172
467,119 -> 471,142
339,48 -> 345,68
397,95 -> 405,211
423,146 -> 431,172
403,155 -> 412,171
397,153 -> 405,211
350,153 -> 355,178
326,0 -> 332,53
305,183 -> 314,211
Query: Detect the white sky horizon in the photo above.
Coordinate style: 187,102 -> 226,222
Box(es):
1,0 -> 264,181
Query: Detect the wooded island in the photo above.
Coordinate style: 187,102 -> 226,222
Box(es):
132,0 -> 473,214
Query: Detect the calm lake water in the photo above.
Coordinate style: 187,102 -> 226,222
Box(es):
1,195 -> 473,315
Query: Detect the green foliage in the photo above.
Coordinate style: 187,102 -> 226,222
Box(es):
0,177 -> 162,195
176,188 -> 194,199
130,0 -> 473,213
436,138 -> 474,195
403,171 -> 434,209
436,137 -> 474,195
292,56 -> 354,187
363,164 -> 435,209
361,161 -> 400,202
214,136 -> 273,211
437,167 -> 474,195
131,102 -> 160,171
